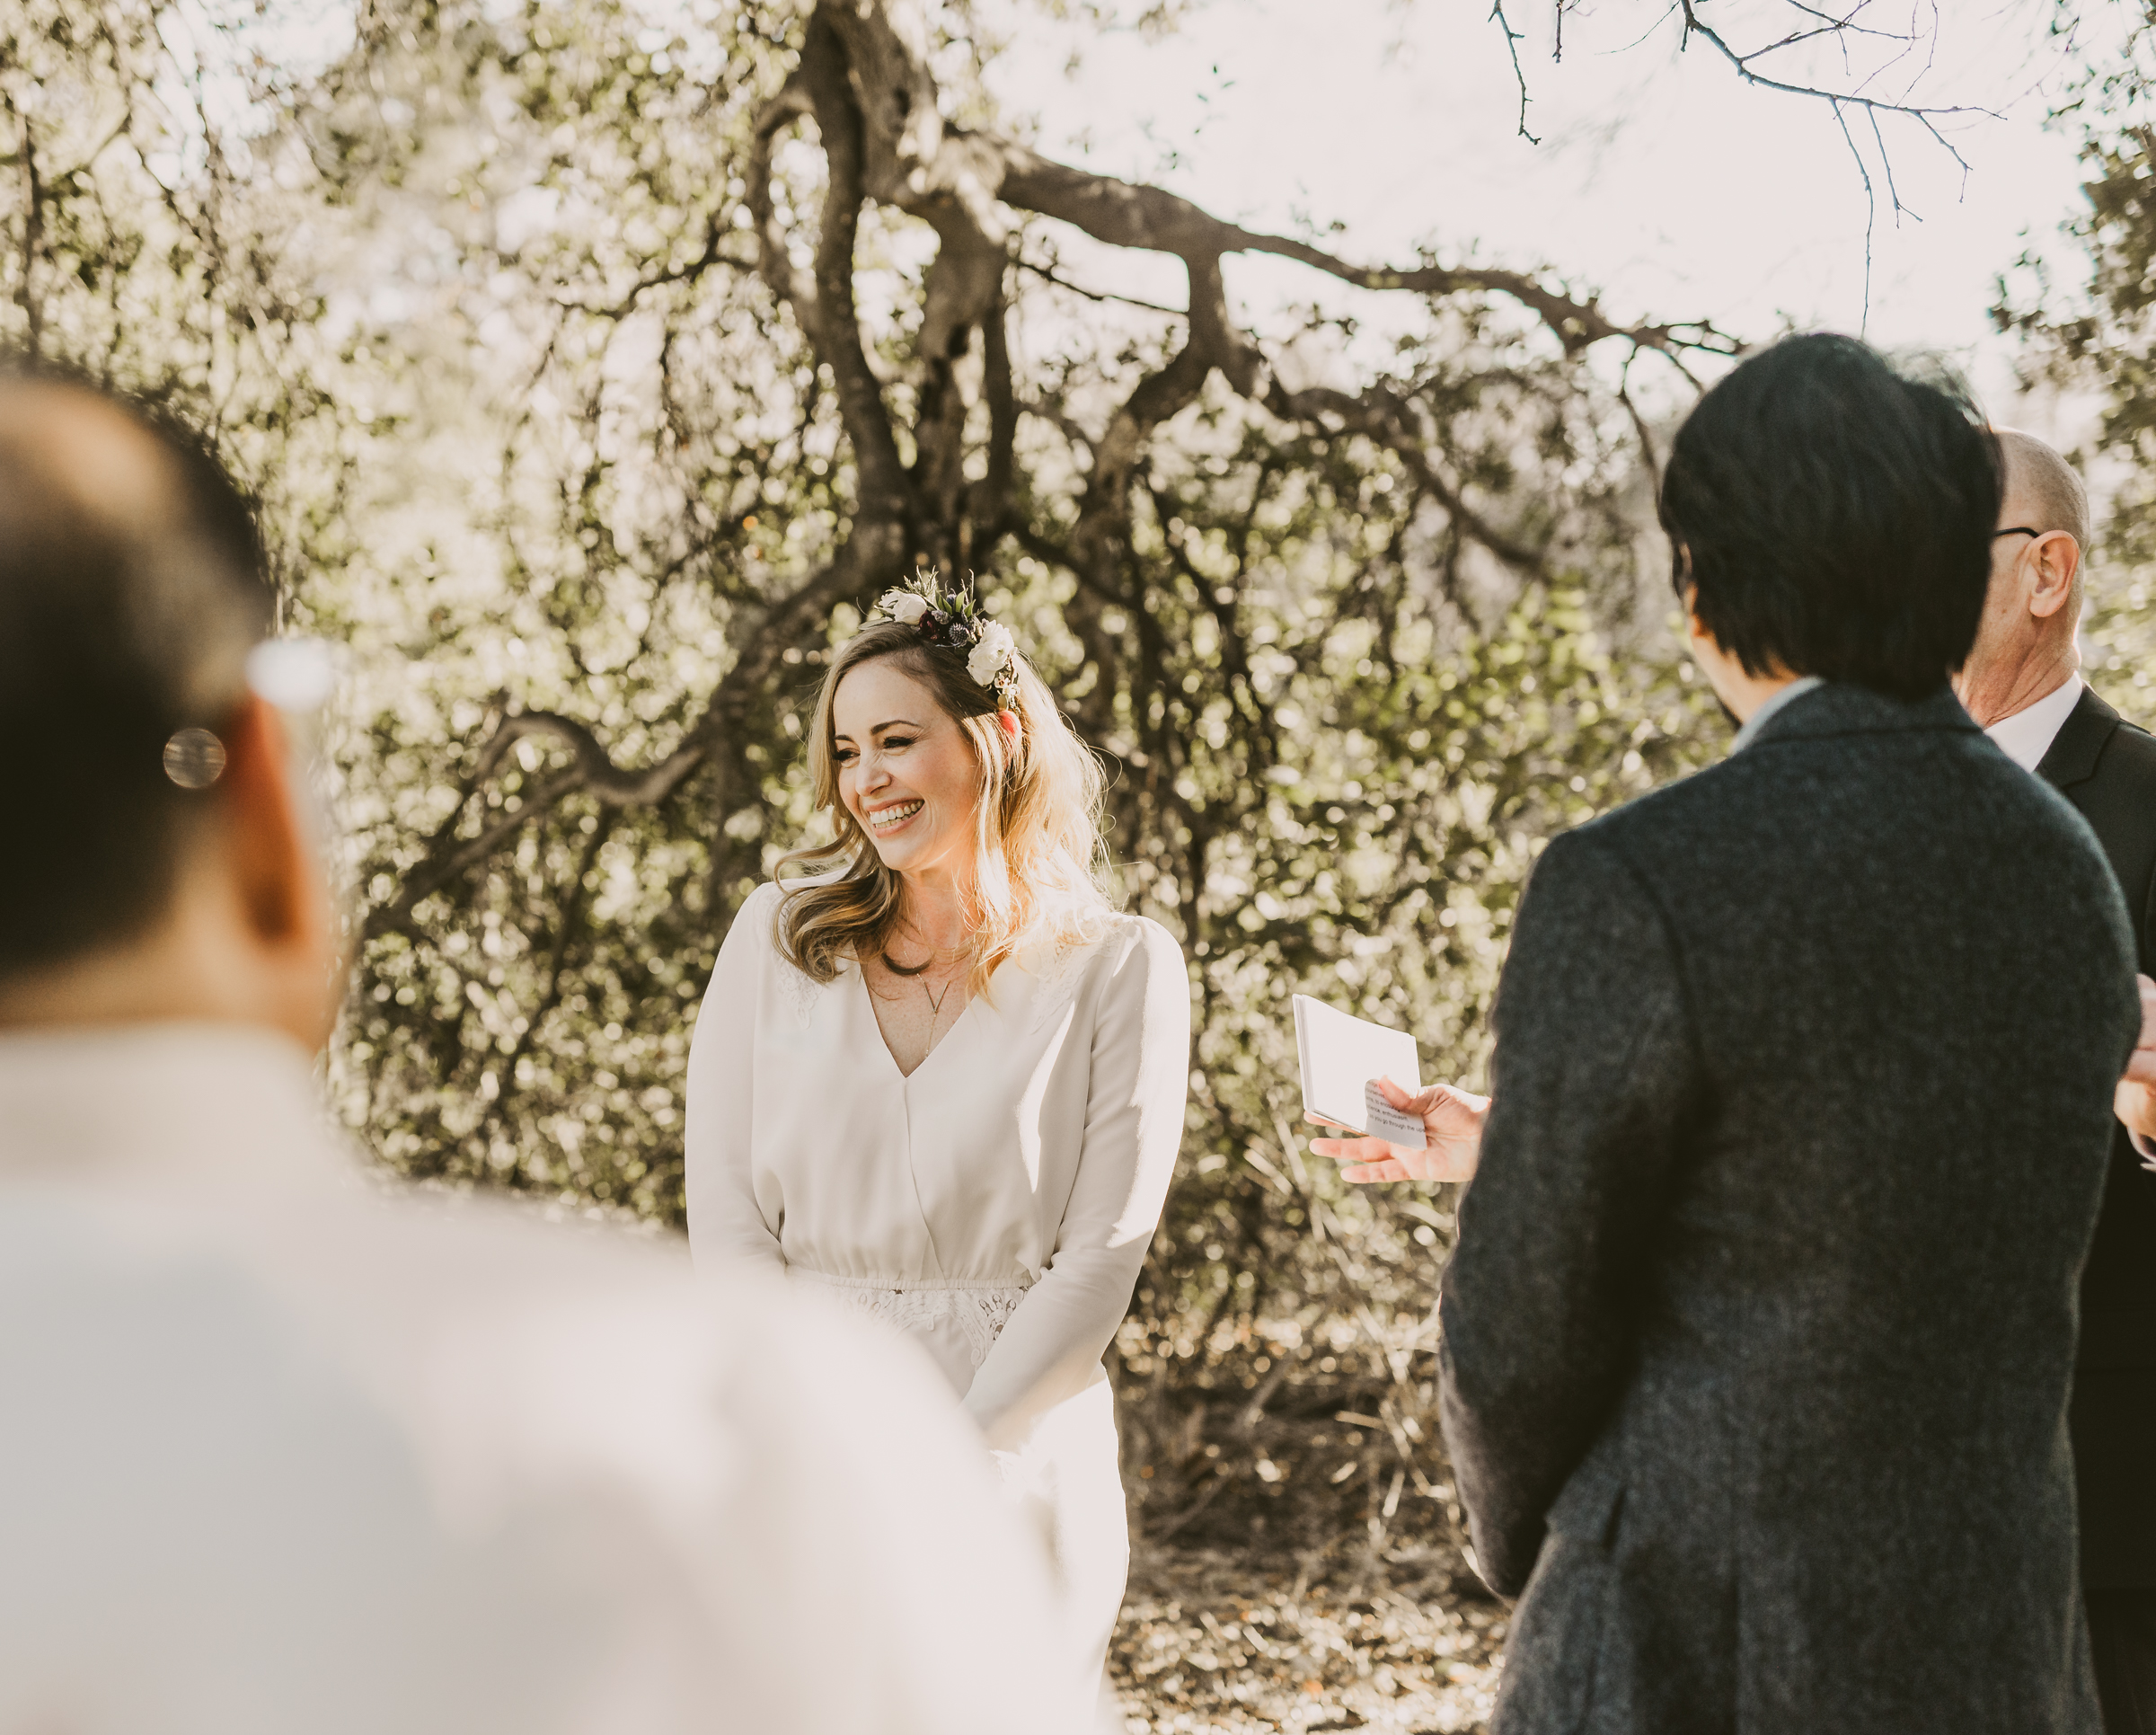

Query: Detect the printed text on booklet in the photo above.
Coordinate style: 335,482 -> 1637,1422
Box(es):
1292,995 -> 1426,1152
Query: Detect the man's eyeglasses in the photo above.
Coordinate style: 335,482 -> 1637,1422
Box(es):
1993,527 -> 2046,541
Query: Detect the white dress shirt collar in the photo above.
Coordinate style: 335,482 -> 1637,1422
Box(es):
1984,674 -> 2086,773
1729,675 -> 1827,756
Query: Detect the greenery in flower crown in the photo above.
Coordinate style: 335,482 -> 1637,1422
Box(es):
875,571 -> 1021,710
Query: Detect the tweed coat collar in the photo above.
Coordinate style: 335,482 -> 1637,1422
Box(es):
1738,679 -> 1978,752
2034,681 -> 2125,794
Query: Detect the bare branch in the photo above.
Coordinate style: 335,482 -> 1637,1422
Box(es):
1016,252 -> 1188,317
1273,383 -> 1551,576
1675,1 -> 1993,137
1615,345 -> 1662,476
1489,1 -> 1541,145
493,712 -> 709,808
1831,100 -> 1877,323
552,216 -> 744,320
1780,3 -> 1907,47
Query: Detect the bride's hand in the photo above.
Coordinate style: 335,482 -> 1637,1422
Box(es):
1308,1076 -> 1488,1184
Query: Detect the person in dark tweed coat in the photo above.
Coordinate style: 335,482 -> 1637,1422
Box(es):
1316,334 -> 2142,1733
1955,429 -> 2156,1734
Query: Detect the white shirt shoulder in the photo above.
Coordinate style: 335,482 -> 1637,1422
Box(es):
1984,674 -> 2085,774
0,1026 -> 1082,1735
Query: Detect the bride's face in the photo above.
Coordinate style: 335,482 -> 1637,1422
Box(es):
831,658 -> 981,881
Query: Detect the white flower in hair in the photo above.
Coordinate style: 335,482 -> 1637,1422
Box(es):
873,570 -> 1021,702
968,622 -> 1017,692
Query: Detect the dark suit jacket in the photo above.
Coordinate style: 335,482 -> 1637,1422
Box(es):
2040,684 -> 2156,1590
1440,683 -> 2139,1735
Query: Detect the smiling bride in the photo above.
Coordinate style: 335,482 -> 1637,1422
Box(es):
684,574 -> 1190,1695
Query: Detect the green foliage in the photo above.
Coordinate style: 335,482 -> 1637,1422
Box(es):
1999,4 -> 2156,729
0,0 -> 1724,1391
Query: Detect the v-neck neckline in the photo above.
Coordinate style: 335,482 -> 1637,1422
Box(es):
857,962 -> 978,1081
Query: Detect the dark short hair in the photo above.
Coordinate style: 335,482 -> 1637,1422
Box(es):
1657,333 -> 2001,699
0,371 -> 277,974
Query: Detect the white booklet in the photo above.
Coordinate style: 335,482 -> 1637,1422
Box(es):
1291,995 -> 1427,1149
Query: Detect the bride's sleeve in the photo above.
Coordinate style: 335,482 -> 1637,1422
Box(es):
962,918 -> 1191,1449
685,884 -> 787,1275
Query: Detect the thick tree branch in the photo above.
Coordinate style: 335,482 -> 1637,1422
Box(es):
1075,327 -> 1211,580
797,16 -> 910,516
964,274 -> 1017,561
739,0 -> 1731,633
738,0 -> 1731,626
1183,250 -> 1263,396
14,110 -> 43,358
700,538 -> 899,723
910,200 -> 1007,547
813,0 -> 943,208
358,0 -> 1729,953
747,75 -> 817,322
994,146 -> 1736,361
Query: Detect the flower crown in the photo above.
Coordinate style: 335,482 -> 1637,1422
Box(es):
875,572 -> 1021,711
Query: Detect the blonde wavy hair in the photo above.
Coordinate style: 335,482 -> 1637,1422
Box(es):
774,618 -> 1114,991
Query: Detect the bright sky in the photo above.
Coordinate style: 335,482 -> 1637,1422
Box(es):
978,0 -> 2105,430
230,0 -> 2109,434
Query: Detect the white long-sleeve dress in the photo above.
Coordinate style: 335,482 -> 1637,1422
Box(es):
684,881 -> 1189,1683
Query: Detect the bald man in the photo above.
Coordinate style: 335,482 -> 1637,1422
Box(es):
0,372 -> 1087,1734
1957,429 -> 2156,1735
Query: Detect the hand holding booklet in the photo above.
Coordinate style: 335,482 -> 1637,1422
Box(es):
1292,995 -> 1426,1150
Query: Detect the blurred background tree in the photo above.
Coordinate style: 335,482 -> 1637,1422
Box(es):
2001,2 -> 2156,740
4,0 -> 2017,1577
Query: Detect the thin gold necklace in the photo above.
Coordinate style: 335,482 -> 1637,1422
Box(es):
880,941 -> 964,1018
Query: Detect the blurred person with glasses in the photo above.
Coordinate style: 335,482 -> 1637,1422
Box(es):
1955,429 -> 2156,1735
0,371 -> 1083,1735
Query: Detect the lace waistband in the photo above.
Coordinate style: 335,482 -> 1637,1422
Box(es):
792,1268 -> 1034,1370
792,1271 -> 1033,1293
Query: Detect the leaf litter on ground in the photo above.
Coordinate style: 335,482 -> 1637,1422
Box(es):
1109,1544 -> 1505,1733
